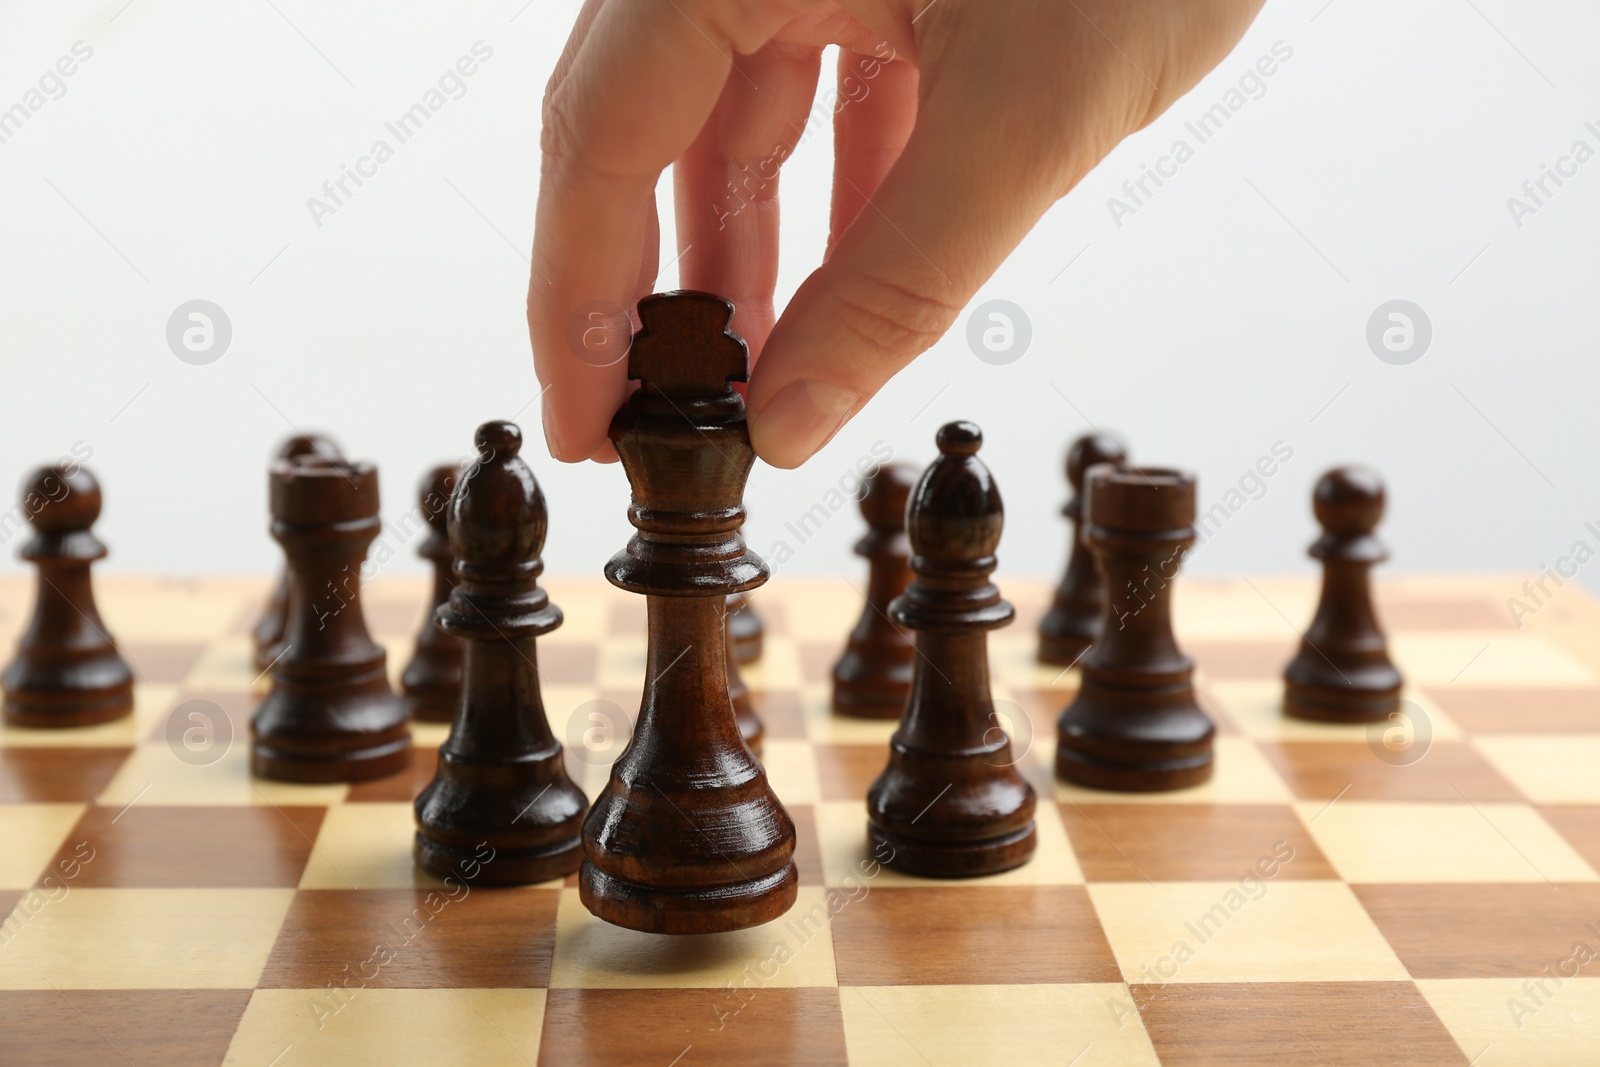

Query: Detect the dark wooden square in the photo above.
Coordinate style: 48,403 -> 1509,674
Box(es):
1186,640 -> 1295,680
1058,803 -> 1335,881
814,743 -> 887,802
1422,686 -> 1600,734
1131,981 -> 1466,1065
0,747 -> 130,803
259,887 -> 560,989
118,642 -> 208,684
0,990 -> 252,1067
539,988 -> 845,1067
1355,884 -> 1600,978
347,746 -> 436,803
830,886 -> 1119,985
1259,741 -> 1524,802
52,804 -> 324,888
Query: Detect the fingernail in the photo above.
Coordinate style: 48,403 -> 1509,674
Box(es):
753,379 -> 861,467
540,392 -> 563,459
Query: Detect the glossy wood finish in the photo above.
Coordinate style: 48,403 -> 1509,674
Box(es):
726,591 -> 763,663
867,423 -> 1037,877
580,291 -> 797,934
1056,465 -> 1215,791
414,422 -> 588,885
250,454 -> 411,782
399,463 -> 463,723
1038,432 -> 1127,667
2,465 -> 134,727
251,433 -> 341,673
726,611 -> 763,755
831,463 -> 917,719
1283,467 -> 1404,723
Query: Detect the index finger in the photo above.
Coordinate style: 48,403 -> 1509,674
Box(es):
530,0 -> 814,461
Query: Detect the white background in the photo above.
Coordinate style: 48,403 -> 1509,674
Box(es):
1,0 -> 1596,613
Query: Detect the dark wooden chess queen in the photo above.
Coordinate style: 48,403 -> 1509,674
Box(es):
1038,432 -> 1127,667
832,463 -> 918,718
252,433 -> 342,674
414,422 -> 588,884
1056,465 -> 1215,791
867,423 -> 1036,877
2,465 -> 135,727
400,464 -> 464,723
251,453 -> 411,782
581,291 -> 797,934
1283,467 -> 1403,723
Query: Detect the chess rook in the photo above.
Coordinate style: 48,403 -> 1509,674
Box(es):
252,433 -> 342,674
1056,466 -> 1214,791
414,422 -> 588,884
400,464 -> 463,723
867,423 -> 1037,877
727,592 -> 763,663
1283,467 -> 1404,723
1038,432 -> 1127,667
1,465 -> 134,727
581,291 -> 797,935
251,454 -> 411,782
832,463 -> 918,718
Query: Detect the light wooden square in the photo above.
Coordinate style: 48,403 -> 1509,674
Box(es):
1417,978 -> 1600,1067
1298,801 -> 1598,883
1475,736 -> 1600,804
547,886 -> 838,989
1206,680 -> 1461,743
841,984 -> 1159,1067
98,743 -> 349,808
1390,632 -> 1596,686
1088,880 -> 1408,983
223,988 -> 545,1066
0,887 -> 293,988
0,803 -> 85,888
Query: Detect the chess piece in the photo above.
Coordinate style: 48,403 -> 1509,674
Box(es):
1283,467 -> 1404,723
726,613 -> 763,754
399,464 -> 463,723
253,433 -> 342,674
581,291 -> 797,934
1,465 -> 134,727
727,592 -> 763,663
1038,432 -> 1128,667
1056,465 -> 1214,791
251,453 -> 411,782
832,463 -> 918,719
414,422 -> 588,884
866,423 -> 1037,877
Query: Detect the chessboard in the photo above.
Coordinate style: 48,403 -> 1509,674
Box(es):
2,571 -> 1598,1066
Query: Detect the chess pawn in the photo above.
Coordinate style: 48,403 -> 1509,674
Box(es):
727,592 -> 763,663
1038,433 -> 1127,667
832,463 -> 918,718
867,423 -> 1037,877
1283,467 -> 1404,723
727,615 -> 763,754
414,422 -> 588,884
582,291 -> 796,934
252,433 -> 342,674
2,465 -> 134,727
1056,466 -> 1214,791
399,464 -> 463,723
251,454 -> 411,782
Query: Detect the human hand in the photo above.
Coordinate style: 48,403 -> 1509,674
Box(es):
531,0 -> 1265,467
